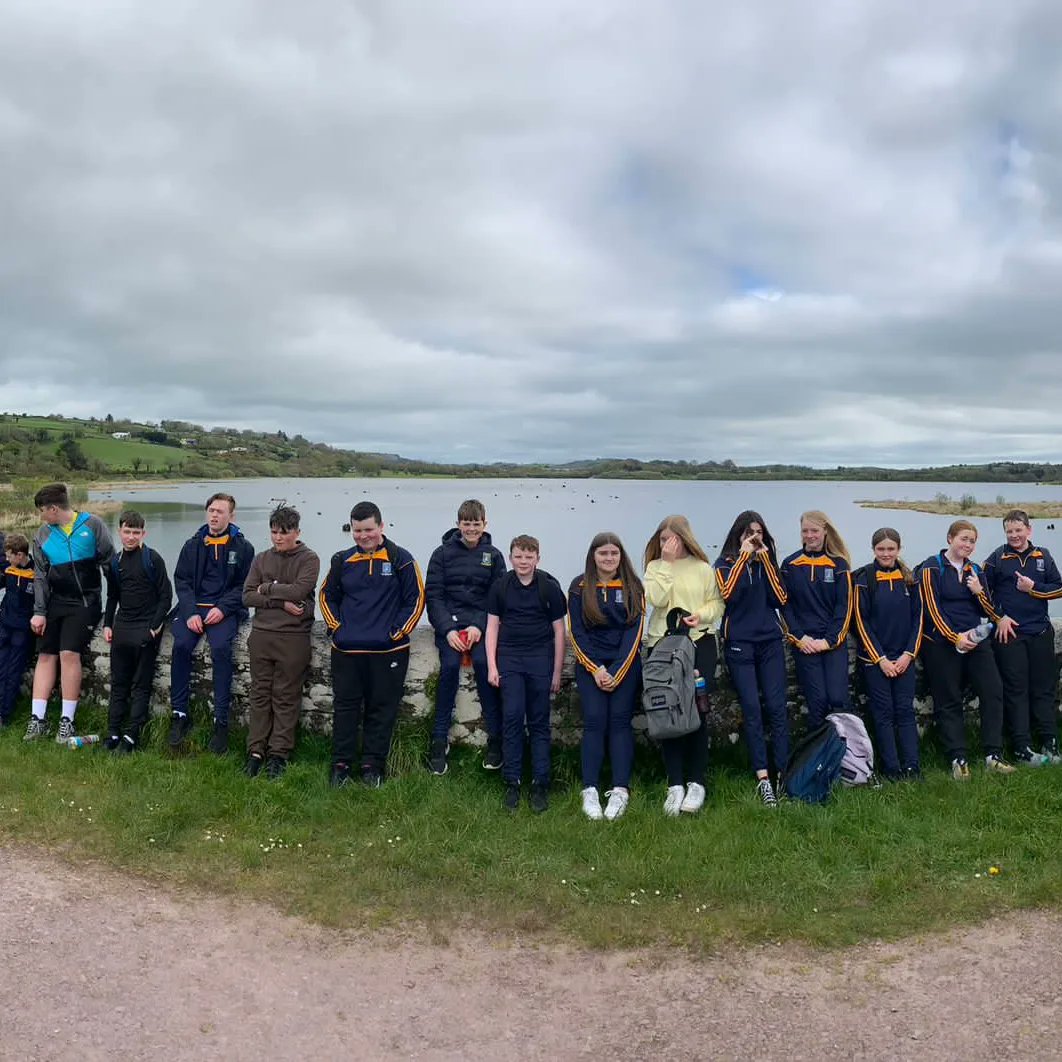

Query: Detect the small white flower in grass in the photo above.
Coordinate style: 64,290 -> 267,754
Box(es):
561,879 -> 567,885
654,890 -> 660,896
149,838 -> 155,843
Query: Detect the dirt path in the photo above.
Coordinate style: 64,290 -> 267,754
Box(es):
1,847 -> 1060,1061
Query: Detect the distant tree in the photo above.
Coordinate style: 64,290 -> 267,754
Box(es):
105,413 -> 114,424
57,438 -> 88,471
131,457 -> 143,473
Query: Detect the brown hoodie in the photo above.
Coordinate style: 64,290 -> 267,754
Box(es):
242,542 -> 320,634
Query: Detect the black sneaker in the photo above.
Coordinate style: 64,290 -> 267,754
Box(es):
115,736 -> 135,756
330,762 -> 352,788
361,766 -> 383,788
207,722 -> 229,756
244,753 -> 264,778
902,766 -> 924,782
104,734 -> 122,752
529,783 -> 549,814
1041,739 -> 1062,765
1014,746 -> 1049,768
167,713 -> 192,748
266,756 -> 287,781
483,736 -> 503,771
503,783 -> 521,811
428,738 -> 449,776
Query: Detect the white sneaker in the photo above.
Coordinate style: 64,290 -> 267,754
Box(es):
680,782 -> 705,814
663,784 -> 685,817
581,786 -> 603,821
603,788 -> 629,821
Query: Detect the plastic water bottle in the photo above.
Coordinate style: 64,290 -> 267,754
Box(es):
694,673 -> 710,715
65,734 -> 100,749
956,622 -> 994,654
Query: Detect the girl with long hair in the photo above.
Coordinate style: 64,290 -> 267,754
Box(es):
715,510 -> 789,807
643,515 -> 724,816
568,532 -> 644,821
851,528 -> 922,780
780,510 -> 853,728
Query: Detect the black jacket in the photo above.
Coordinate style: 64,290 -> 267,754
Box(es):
425,528 -> 506,635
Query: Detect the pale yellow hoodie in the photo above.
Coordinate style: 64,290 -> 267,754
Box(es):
643,556 -> 725,646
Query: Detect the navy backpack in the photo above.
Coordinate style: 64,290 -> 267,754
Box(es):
780,723 -> 847,804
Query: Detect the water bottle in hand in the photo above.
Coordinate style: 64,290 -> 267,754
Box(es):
957,622 -> 994,654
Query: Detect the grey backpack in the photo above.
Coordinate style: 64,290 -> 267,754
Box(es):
642,631 -> 700,741
826,712 -> 875,786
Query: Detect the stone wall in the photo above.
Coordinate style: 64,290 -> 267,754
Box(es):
77,620 -> 1062,745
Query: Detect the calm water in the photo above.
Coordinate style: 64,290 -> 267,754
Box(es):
88,478 -> 1062,613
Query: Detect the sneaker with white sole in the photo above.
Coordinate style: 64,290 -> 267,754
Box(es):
581,786 -> 603,820
756,777 -> 778,807
1014,746 -> 1049,768
603,788 -> 629,821
1040,739 -> 1062,766
680,782 -> 706,814
663,784 -> 685,817
56,718 -> 74,744
23,715 -> 47,742
985,754 -> 1016,775
951,758 -> 971,781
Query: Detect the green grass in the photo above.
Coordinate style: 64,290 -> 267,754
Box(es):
78,436 -> 189,468
1,707 -> 1059,951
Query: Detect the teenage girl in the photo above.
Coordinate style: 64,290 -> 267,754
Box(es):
781,510 -> 853,728
643,515 -> 724,816
715,510 -> 789,807
918,519 -> 1012,780
567,532 -> 644,822
852,528 -> 922,780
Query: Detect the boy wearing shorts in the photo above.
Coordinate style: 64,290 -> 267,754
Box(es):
485,535 -> 567,813
25,483 -> 115,742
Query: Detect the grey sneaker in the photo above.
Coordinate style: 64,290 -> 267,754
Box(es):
23,716 -> 47,742
56,718 -> 74,744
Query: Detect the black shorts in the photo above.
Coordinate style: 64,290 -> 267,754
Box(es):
40,603 -> 101,655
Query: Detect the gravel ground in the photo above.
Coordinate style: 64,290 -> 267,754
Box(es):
1,846 -> 1060,1061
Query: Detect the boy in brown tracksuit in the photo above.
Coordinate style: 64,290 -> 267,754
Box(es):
241,505 -> 320,779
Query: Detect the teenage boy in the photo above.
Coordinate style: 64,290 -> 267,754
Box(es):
0,533 -> 35,727
25,483 -> 114,742
485,535 -> 567,813
242,505 -> 320,780
169,493 -> 255,754
102,510 -> 173,752
983,510 -> 1062,765
424,499 -> 507,775
319,501 -> 424,788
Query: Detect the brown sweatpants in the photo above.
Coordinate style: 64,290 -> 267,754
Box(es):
246,628 -> 312,759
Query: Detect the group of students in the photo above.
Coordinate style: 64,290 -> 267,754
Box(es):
2,485 -> 1059,817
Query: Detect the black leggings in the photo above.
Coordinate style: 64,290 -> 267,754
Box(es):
655,635 -> 717,787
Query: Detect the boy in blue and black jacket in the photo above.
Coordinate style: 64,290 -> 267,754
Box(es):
0,533 -> 36,727
319,501 -> 425,788
103,510 -> 173,752
424,499 -> 506,775
485,534 -> 567,813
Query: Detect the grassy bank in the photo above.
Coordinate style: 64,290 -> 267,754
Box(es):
858,498 -> 1062,518
1,707 -> 1058,952
0,482 -> 122,531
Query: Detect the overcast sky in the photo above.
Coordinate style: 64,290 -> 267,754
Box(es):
2,1 -> 1061,467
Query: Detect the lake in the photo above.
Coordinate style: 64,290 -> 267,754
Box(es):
87,478 -> 1062,612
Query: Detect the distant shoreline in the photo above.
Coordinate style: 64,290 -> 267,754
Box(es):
857,499 -> 1062,519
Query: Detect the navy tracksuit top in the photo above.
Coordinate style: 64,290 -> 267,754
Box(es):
566,578 -> 643,684
852,562 -> 922,663
917,551 -> 1000,646
982,542 -> 1062,639
714,550 -> 787,643
780,550 -> 852,648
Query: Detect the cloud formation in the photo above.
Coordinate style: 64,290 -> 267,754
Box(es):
2,0 -> 1060,465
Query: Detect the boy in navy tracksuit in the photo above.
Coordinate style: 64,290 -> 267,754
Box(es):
0,533 -> 35,727
982,510 -> 1062,764
169,493 -> 255,754
424,499 -> 506,775
319,501 -> 425,788
852,536 -> 922,779
714,511 -> 789,805
103,511 -> 173,752
485,535 -> 567,813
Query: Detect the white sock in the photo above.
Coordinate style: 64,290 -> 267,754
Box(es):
31,698 -> 47,720
61,699 -> 78,722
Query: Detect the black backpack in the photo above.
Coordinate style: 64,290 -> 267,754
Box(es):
781,724 -> 847,804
